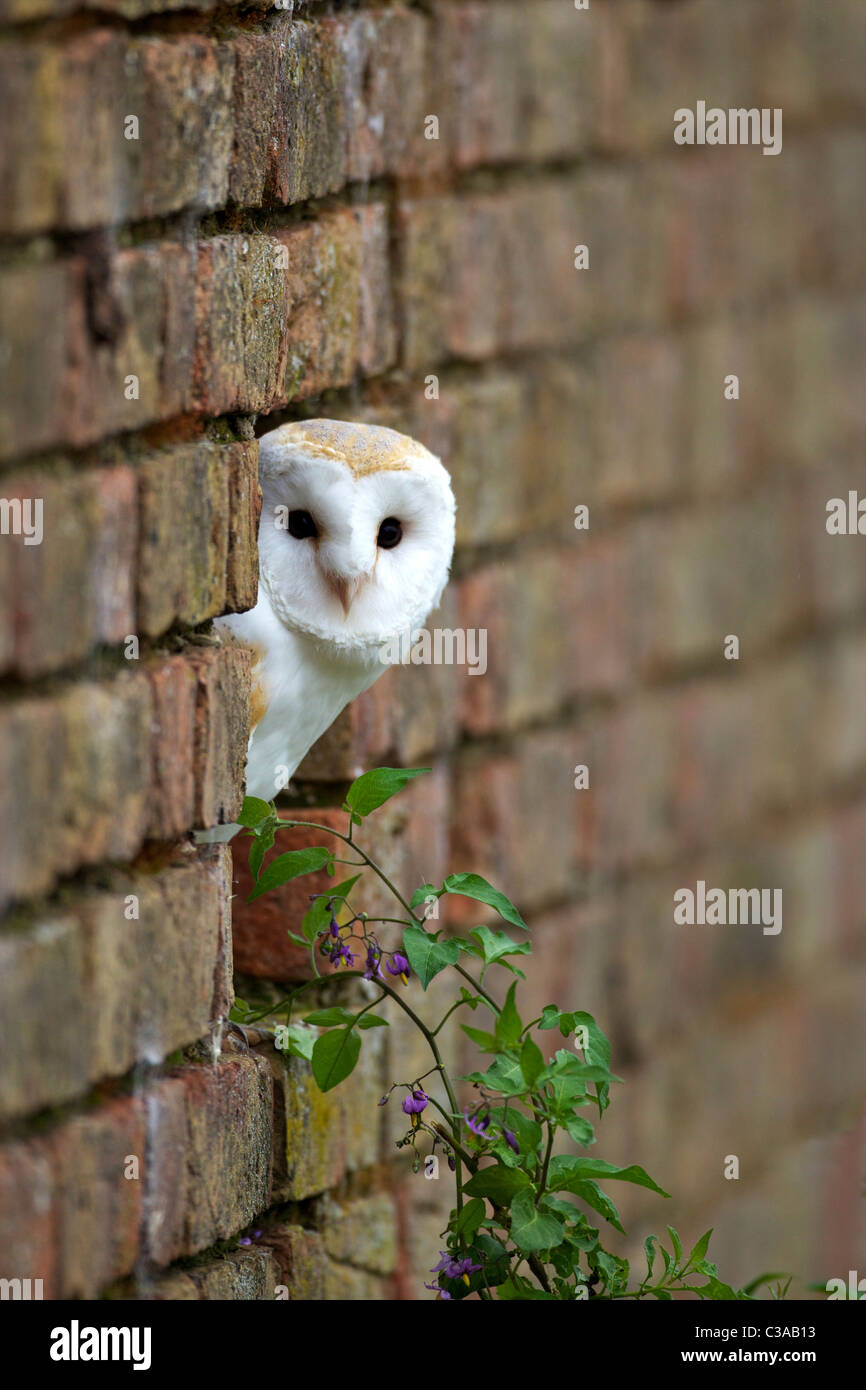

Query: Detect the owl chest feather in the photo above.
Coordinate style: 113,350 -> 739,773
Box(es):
216,594 -> 382,803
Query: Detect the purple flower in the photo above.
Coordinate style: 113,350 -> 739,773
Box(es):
252,1229 -> 262,1239
465,1108 -> 490,1137
448,1155 -> 457,1172
448,1257 -> 482,1284
424,1281 -> 452,1300
364,945 -> 385,982
238,1236 -> 252,1247
430,1250 -> 482,1285
328,916 -> 340,940
502,1128 -> 520,1154
331,941 -> 355,970
402,1089 -> 429,1115
387,952 -> 411,984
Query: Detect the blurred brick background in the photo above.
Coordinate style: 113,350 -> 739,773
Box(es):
1,0 -> 865,1300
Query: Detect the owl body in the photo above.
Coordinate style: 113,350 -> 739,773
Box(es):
217,599 -> 382,801
210,419 -> 456,825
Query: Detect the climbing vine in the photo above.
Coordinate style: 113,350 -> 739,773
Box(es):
231,768 -> 778,1302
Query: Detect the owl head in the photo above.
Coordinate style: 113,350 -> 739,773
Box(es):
257,420 -> 456,654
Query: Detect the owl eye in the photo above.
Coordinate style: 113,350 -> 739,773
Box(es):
287,509 -> 318,540
377,517 -> 403,550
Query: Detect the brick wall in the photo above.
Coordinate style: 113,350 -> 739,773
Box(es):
1,0 -> 865,1300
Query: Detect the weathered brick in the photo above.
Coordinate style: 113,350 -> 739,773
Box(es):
0,914 -> 90,1119
448,733 -> 573,920
51,1097 -> 146,1299
0,32 -> 234,235
193,211 -> 394,417
185,1247 -> 279,1300
192,235 -> 290,416
321,1191 -> 397,1275
175,1055 -> 273,1252
456,551 -> 576,735
137,442 -> 230,636
0,673 -> 152,914
189,643 -> 252,830
265,1223 -> 327,1300
0,852 -> 229,1119
0,464 -> 136,677
145,656 -> 198,839
432,1 -> 592,169
0,1141 -> 59,1297
261,1023 -> 385,1202
225,441 -> 261,613
0,245 -> 195,462
399,180 -> 586,369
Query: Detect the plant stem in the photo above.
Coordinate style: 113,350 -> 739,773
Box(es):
276,818 -> 422,924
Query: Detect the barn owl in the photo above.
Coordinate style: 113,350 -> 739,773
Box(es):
210,420 -> 456,833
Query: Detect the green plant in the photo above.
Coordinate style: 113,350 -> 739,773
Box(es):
231,767 -> 759,1301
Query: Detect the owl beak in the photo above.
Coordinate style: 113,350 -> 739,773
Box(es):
325,571 -> 369,616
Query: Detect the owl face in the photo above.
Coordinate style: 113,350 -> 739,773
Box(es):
256,420 -> 456,653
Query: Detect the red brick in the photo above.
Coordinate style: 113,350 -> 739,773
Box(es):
0,464 -> 137,677
0,1141 -> 58,1297
0,673 -> 152,914
51,1097 -> 146,1298
174,1055 -> 272,1251
189,643 -> 252,830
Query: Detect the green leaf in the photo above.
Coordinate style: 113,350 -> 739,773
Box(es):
564,1114 -> 595,1147
299,873 -> 362,944
302,1007 -> 357,1026
463,1165 -> 531,1206
453,1198 -> 486,1240
237,796 -> 273,829
274,1022 -> 316,1061
697,1276 -> 751,1302
519,1037 -> 545,1088
667,1225 -> 684,1269
489,1107 -> 542,1158
249,823 -> 275,881
442,873 -> 527,931
547,1156 -> 671,1199
494,983 -> 523,1050
463,1052 -> 527,1096
568,1179 -> 625,1234
595,1248 -> 629,1294
302,1005 -> 387,1030
685,1229 -> 713,1271
496,1277 -> 556,1301
460,1024 -> 499,1053
402,923 -> 460,989
742,1271 -> 790,1296
644,1234 -> 658,1281
571,1011 -> 611,1070
541,1052 -> 620,1093
344,767 -> 430,819
509,1189 -> 565,1253
411,883 -> 441,910
539,1004 -> 562,1031
467,925 -> 532,966
247,847 -> 333,902
311,1027 -> 361,1092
